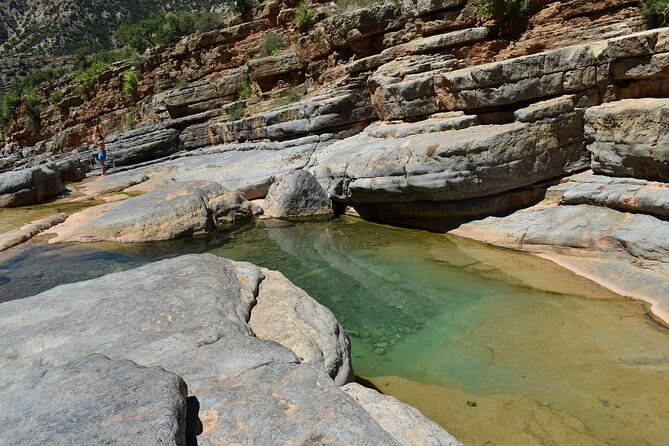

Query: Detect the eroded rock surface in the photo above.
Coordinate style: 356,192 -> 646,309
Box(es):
262,170 -> 333,218
1,354 -> 188,446
0,164 -> 62,207
0,254 -> 458,445
48,181 -> 252,243
584,98 -> 669,181
343,383 -> 464,446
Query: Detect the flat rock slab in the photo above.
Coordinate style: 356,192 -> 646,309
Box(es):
554,171 -> 669,220
1,354 -> 187,446
584,98 -> 669,181
92,140 -> 321,200
451,204 -> 669,323
262,170 -> 334,218
48,181 -> 252,243
309,112 -> 587,204
0,164 -> 62,207
0,254 -> 440,445
0,213 -> 67,251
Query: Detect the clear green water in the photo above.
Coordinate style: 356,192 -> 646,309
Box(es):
1,217 -> 668,445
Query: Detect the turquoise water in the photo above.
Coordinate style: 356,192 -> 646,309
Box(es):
2,217 -> 668,444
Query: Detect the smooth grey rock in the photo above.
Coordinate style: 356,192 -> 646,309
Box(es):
0,254 -> 442,445
584,98 -> 669,181
366,112 -> 478,138
263,170 -> 333,218
0,213 -> 67,251
48,181 -> 252,243
0,163 -> 62,207
250,269 -> 351,385
104,124 -> 184,167
514,95 -> 576,123
342,383 -> 464,446
554,171 -> 669,220
452,204 -> 669,262
95,139 -> 322,200
55,157 -> 86,182
210,85 -> 374,144
309,112 -> 587,204
0,354 -> 187,446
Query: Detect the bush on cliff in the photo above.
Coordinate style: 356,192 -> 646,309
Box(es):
259,32 -> 287,57
476,0 -> 529,20
123,70 -> 140,99
296,1 -> 316,29
114,11 -> 227,53
643,0 -> 669,27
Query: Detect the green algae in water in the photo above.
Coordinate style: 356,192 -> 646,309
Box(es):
2,216 -> 668,444
210,217 -> 669,445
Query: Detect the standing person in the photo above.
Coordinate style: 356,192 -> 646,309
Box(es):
93,125 -> 107,176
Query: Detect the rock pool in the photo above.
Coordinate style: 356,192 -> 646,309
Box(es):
1,217 -> 667,445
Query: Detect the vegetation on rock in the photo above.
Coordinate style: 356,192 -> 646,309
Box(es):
296,1 -> 316,29
228,104 -> 246,121
123,70 -> 140,99
259,32 -> 288,58
642,0 -> 669,26
475,0 -> 529,20
238,73 -> 253,100
114,11 -> 227,53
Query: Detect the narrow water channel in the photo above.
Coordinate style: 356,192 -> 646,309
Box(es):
1,217 -> 667,445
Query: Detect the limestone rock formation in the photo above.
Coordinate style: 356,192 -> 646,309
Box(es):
103,124 -> 184,168
0,254 -> 459,445
262,170 -> 334,218
342,383 -> 464,446
0,213 -> 68,251
48,181 -> 252,243
1,354 -> 188,446
0,164 -> 62,207
584,98 -> 669,182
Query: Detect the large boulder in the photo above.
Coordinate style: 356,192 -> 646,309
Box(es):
55,157 -> 86,182
47,181 -> 253,243
1,354 -> 188,446
0,254 -> 459,444
104,124 -> 184,168
262,170 -> 333,218
0,163 -> 62,207
309,108 -> 588,205
584,98 -> 669,182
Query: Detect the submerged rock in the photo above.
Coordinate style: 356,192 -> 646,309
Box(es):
343,383 -> 463,446
48,181 -> 252,243
263,170 -> 334,219
0,164 -> 62,207
0,254 -> 459,444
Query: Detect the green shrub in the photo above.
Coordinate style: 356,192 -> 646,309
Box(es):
49,91 -> 63,105
74,59 -> 109,93
475,0 -> 529,20
296,1 -> 316,29
259,32 -> 287,58
227,104 -> 246,121
238,72 -> 252,100
174,76 -> 189,89
123,70 -> 140,98
24,89 -> 43,135
114,11 -> 227,53
642,0 -> 669,27
0,92 -> 21,127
